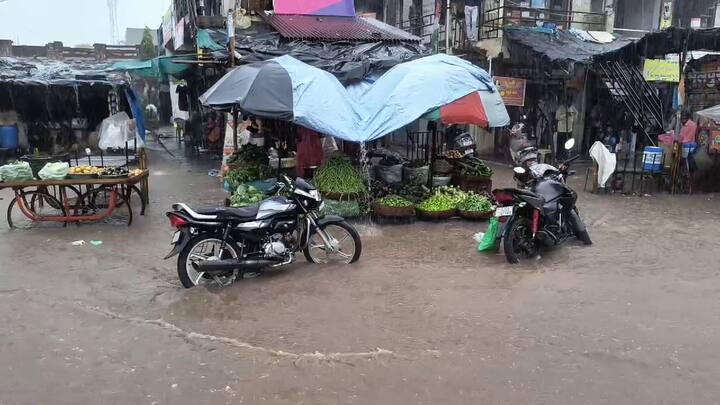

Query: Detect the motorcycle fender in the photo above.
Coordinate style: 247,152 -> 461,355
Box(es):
500,213 -> 520,240
312,215 -> 346,230
164,229 -> 190,260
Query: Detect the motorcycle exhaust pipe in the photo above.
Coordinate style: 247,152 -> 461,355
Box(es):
193,259 -> 278,274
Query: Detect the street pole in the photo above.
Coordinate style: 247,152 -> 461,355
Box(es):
445,0 -> 451,54
232,108 -> 239,150
227,9 -> 236,67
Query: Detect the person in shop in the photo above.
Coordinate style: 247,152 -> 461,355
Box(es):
555,96 -> 578,161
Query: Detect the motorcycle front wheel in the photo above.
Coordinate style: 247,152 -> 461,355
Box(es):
304,221 -> 362,264
177,236 -> 240,288
503,217 -> 537,264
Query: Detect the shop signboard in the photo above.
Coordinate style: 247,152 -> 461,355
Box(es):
493,77 -> 526,107
659,1 -> 673,30
174,17 -> 185,51
643,59 -> 680,82
273,0 -> 355,17
162,6 -> 174,46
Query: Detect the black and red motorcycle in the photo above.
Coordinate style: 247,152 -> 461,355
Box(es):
492,139 -> 592,263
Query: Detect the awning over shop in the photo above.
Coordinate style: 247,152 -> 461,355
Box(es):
200,53 -> 508,142
109,55 -> 195,79
602,27 -> 720,60
503,27 -> 635,67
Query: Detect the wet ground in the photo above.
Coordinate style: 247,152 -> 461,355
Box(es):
1,140 -> 719,404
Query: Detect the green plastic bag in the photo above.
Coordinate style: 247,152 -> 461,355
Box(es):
478,217 -> 500,252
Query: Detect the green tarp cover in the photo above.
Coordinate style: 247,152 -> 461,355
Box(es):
110,55 -> 194,79
197,29 -> 226,52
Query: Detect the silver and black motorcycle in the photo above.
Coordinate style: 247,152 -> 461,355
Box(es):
164,176 -> 362,288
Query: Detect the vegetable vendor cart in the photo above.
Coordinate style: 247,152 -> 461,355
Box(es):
0,170 -> 148,228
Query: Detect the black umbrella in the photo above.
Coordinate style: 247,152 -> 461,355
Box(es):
199,59 -> 293,120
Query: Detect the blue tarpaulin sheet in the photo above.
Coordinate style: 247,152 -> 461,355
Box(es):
276,54 -> 506,142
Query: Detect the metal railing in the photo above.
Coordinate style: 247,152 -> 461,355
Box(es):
480,5 -> 607,39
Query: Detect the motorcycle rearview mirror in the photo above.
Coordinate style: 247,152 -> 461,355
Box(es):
564,138 -> 576,150
513,166 -> 527,175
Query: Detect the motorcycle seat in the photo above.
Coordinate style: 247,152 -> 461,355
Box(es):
181,204 -> 259,220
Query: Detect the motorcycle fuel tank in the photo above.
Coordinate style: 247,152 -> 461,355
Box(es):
534,179 -> 569,203
257,197 -> 296,219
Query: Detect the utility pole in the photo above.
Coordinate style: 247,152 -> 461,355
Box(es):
445,0 -> 451,54
107,0 -> 119,44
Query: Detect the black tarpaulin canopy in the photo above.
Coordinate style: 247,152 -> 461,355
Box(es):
203,29 -> 430,84
600,27 -> 720,61
503,27 -> 635,67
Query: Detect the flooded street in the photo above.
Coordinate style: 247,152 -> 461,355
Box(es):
1,144 -> 719,404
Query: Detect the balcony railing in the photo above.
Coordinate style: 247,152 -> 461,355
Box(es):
480,5 -> 608,39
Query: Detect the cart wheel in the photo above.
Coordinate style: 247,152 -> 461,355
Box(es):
7,190 -> 67,229
125,184 -> 147,215
30,185 -> 81,212
84,186 -> 133,226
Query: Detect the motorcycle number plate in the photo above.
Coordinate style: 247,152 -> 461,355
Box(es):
171,231 -> 181,244
495,206 -> 514,217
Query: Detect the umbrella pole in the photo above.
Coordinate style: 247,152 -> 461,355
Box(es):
429,126 -> 437,188
232,108 -> 239,151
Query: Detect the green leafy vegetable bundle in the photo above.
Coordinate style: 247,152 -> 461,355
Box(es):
230,184 -> 265,208
313,154 -> 366,195
457,192 -> 494,213
225,165 -> 273,191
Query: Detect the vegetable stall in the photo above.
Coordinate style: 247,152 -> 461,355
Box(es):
199,53 -> 509,224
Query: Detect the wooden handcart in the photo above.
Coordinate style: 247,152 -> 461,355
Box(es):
0,170 -> 149,228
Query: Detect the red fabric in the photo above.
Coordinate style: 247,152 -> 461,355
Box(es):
680,120 -> 698,144
440,92 -> 489,127
296,127 -> 324,178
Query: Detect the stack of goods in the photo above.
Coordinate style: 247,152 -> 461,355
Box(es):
69,165 -> 104,178
0,161 -> 34,182
314,153 -> 366,218
99,166 -> 129,178
452,156 -> 493,193
38,162 -> 70,180
402,160 -> 429,186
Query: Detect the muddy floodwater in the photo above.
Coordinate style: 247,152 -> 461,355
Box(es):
1,142 -> 719,404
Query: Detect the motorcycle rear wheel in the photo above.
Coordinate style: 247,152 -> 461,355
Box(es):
503,217 -> 537,264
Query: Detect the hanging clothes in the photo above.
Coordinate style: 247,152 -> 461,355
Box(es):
296,127 -> 323,178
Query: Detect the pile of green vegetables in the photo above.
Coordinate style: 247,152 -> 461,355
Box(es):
227,144 -> 268,165
417,193 -> 457,212
225,165 -> 273,191
435,186 -> 468,206
456,156 -> 493,178
377,195 -> 413,208
322,199 -> 361,218
457,192 -> 494,213
313,154 -> 366,195
230,184 -> 265,208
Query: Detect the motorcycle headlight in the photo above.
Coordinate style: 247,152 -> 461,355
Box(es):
309,190 -> 322,201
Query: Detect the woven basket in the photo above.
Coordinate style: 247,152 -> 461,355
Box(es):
457,209 -> 494,220
416,208 -> 455,220
372,203 -> 415,218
